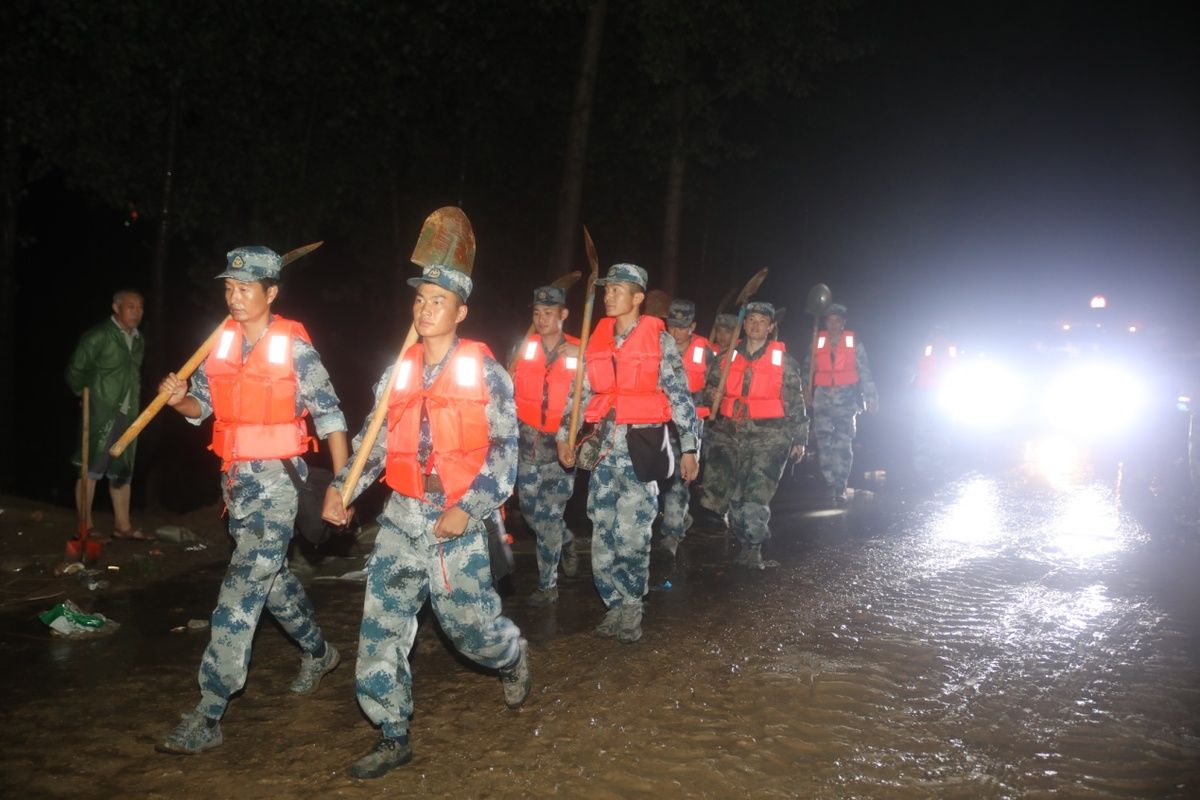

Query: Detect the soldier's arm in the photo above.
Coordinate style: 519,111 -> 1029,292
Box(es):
330,365 -> 392,505
783,354 -> 810,444
856,342 -> 879,408
659,333 -> 698,452
293,338 -> 349,440
456,356 -> 518,519
178,360 -> 213,424
294,338 -> 349,472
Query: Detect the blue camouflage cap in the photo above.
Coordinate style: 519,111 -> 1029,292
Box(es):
823,302 -> 848,318
714,312 -> 738,329
407,264 -> 473,301
215,246 -> 283,282
531,285 -> 566,307
667,299 -> 696,327
744,301 -> 776,320
594,263 -> 648,290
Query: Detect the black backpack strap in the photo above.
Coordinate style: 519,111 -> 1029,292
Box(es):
281,458 -> 305,490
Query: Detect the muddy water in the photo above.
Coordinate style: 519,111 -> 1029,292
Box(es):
2,476 -> 1199,798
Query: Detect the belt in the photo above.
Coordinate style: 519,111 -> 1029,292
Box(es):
423,473 -> 445,494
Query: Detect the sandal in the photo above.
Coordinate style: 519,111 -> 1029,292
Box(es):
112,527 -> 154,541
84,527 -> 111,543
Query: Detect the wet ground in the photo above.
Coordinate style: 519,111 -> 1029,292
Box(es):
2,471 -> 1199,798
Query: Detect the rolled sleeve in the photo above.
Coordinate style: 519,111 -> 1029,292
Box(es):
294,339 -> 348,438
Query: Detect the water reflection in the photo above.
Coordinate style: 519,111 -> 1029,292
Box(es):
1045,484 -> 1130,564
933,477 -> 1003,551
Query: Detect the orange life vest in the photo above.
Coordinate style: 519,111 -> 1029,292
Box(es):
385,340 -> 491,507
812,330 -> 859,386
914,341 -> 957,389
206,316 -> 313,466
584,316 -> 672,424
680,334 -> 712,419
719,341 -> 787,419
512,334 -> 580,432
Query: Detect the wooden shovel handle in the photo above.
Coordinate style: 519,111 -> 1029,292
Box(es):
80,387 -> 89,483
709,313 -> 746,418
339,325 -> 418,507
108,317 -> 230,457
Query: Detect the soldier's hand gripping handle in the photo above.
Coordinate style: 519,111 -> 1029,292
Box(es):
321,485 -> 352,528
557,439 -> 577,469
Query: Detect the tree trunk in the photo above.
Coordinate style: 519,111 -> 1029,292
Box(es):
546,0 -> 607,280
141,82 -> 179,509
0,114 -> 18,490
659,81 -> 688,297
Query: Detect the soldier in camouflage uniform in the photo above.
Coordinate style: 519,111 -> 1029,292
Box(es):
660,299 -> 713,556
557,264 -> 699,643
323,265 -> 529,780
801,303 -> 879,505
701,302 -> 807,569
511,285 -> 580,606
710,312 -> 739,356
156,246 -> 349,755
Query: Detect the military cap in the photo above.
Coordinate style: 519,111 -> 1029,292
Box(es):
713,313 -> 738,329
666,299 -> 696,327
406,264 -> 473,301
216,246 -> 283,282
594,263 -> 648,290
531,285 -> 566,307
744,301 -> 776,320
823,302 -> 848,318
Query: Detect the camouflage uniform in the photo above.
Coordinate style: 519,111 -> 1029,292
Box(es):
701,332 -> 807,556
184,322 -> 347,719
558,294 -> 698,632
515,342 -> 576,592
333,340 -> 521,739
801,330 -> 878,500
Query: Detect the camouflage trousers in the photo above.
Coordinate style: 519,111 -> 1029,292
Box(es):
660,433 -> 692,542
357,492 -> 522,739
587,448 -> 658,611
813,397 -> 859,496
198,473 -> 324,719
516,458 -> 575,591
700,424 -> 790,548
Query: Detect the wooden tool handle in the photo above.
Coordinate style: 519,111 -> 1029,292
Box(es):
339,325 -> 418,507
80,387 -> 90,482
566,288 -> 597,452
710,314 -> 746,418
109,316 -> 230,457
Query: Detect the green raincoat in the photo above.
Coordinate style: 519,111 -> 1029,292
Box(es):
65,318 -> 144,480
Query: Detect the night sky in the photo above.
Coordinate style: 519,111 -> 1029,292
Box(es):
4,0 -> 1197,505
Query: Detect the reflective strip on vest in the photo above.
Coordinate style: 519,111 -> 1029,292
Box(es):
268,334 -> 288,364
216,329 -> 236,359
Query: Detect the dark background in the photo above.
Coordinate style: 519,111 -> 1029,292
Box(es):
3,0 -> 1197,511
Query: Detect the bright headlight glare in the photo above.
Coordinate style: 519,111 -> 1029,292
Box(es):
938,360 -> 1025,427
1043,362 -> 1146,439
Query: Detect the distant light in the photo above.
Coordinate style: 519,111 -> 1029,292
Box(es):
1127,325 -> 1138,333
1061,323 -> 1071,331
1089,294 -> 1107,309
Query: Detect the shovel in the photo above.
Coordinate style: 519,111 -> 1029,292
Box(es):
67,387 -> 102,563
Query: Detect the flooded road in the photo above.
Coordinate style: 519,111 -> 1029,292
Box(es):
2,474 -> 1199,798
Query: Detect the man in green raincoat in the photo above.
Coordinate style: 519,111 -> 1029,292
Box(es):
65,289 -> 147,539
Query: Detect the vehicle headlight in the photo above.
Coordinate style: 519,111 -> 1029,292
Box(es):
937,360 -> 1026,427
1043,362 -> 1146,439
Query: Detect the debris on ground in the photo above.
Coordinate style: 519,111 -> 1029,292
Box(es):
155,525 -> 202,544
38,600 -> 120,638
